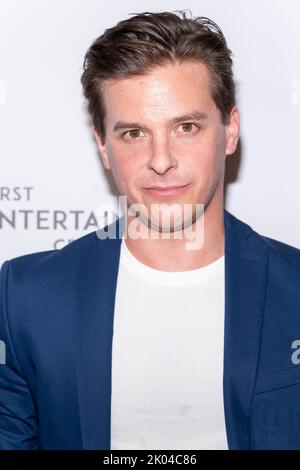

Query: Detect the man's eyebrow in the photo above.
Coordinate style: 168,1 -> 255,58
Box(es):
112,111 -> 208,132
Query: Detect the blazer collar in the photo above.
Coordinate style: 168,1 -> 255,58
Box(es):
75,209 -> 269,449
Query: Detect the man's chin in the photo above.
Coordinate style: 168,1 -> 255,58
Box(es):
123,198 -> 205,237
137,209 -> 204,235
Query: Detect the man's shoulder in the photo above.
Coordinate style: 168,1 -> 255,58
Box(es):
0,229 -> 102,281
224,209 -> 300,266
0,216 -> 124,288
259,233 -> 300,260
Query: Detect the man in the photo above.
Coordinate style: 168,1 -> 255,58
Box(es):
1,10 -> 300,450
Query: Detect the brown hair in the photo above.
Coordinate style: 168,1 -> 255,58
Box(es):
81,10 -> 236,142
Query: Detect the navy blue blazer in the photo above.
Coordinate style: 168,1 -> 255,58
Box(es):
1,208 -> 300,450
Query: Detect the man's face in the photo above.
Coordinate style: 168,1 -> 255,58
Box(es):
95,60 -> 239,232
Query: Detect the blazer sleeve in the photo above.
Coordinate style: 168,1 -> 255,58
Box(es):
0,260 -> 39,449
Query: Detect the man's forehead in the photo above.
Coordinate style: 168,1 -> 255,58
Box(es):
100,61 -> 218,126
102,67 -> 214,114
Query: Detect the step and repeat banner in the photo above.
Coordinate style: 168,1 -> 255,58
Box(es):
1,0 -> 299,266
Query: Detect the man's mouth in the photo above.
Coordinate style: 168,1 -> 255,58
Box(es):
142,183 -> 191,198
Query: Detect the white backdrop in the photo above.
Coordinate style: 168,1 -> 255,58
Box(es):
0,0 -> 299,266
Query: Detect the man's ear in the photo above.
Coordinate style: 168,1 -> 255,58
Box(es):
93,128 -> 111,170
225,106 -> 240,156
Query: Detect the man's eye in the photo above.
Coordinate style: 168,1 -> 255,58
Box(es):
123,129 -> 143,139
179,122 -> 198,133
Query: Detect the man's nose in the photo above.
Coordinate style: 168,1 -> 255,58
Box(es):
147,136 -> 177,175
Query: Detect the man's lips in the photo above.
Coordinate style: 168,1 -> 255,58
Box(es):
142,183 -> 191,197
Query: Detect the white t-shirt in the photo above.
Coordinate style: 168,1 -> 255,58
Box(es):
110,236 -> 228,450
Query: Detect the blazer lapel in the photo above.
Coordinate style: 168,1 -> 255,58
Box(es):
223,209 -> 270,449
75,217 -> 124,449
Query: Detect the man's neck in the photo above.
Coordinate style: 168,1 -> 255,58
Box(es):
122,204 -> 225,272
